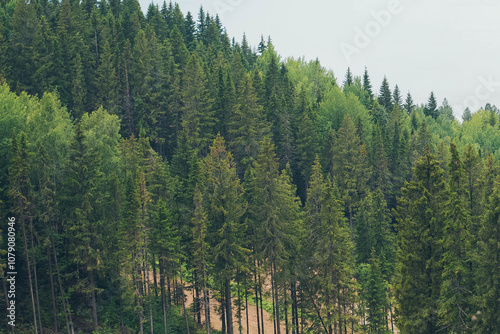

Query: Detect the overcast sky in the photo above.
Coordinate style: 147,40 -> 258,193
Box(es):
139,0 -> 500,119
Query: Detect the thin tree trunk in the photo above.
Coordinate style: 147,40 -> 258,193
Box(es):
195,272 -> 201,325
180,260 -> 190,334
225,278 -> 234,334
237,273 -> 242,334
145,246 -> 154,334
273,263 -> 281,334
203,276 -> 210,334
30,217 -> 43,334
221,286 -> 226,334
152,253 -> 158,297
47,246 -> 59,333
259,272 -> 265,334
284,287 -> 289,334
89,269 -> 98,330
160,258 -> 168,334
20,217 -> 38,334
271,267 -> 276,334
245,284 -> 249,334
254,269 -> 260,334
120,288 -> 125,333
52,235 -> 73,334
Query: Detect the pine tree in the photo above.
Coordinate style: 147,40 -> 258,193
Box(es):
94,40 -> 117,112
202,134 -> 247,334
191,185 -> 211,334
462,107 -> 472,122
181,52 -> 215,154
331,114 -> 371,239
343,67 -> 353,87
228,72 -> 270,175
248,138 -> 298,334
475,177 -> 500,332
393,85 -> 402,107
362,67 -> 373,108
394,148 -> 447,333
438,143 -> 473,332
425,91 -> 438,119
365,250 -> 389,333
404,92 -> 415,115
378,76 -> 393,112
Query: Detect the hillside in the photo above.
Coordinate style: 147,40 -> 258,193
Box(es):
1,0 -> 500,333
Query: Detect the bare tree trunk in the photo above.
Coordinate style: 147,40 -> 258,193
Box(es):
254,261 -> 261,334
152,253 -> 158,297
180,260 -> 191,334
284,288 -> 289,334
259,272 -> 265,334
145,245 -> 154,334
89,269 -> 98,330
245,284 -> 249,334
20,217 -> 38,334
225,278 -> 234,334
273,263 -> 281,334
47,246 -> 59,333
52,236 -> 73,334
221,287 -> 226,334
29,217 -> 43,334
159,258 -> 168,334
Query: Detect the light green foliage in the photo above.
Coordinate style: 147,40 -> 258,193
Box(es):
317,85 -> 372,143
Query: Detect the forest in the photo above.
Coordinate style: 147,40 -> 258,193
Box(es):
1,0 -> 500,333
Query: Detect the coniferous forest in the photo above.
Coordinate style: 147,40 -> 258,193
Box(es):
1,0 -> 500,333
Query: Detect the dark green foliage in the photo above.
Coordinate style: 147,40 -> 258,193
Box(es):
425,91 -> 439,119
378,76 -> 392,113
394,149 -> 447,333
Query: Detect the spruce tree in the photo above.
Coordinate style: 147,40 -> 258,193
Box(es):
331,114 -> 371,239
475,177 -> 500,332
424,91 -> 438,119
228,72 -> 270,175
202,134 -> 247,334
394,148 -> 447,333
438,143 -> 473,332
378,76 -> 393,112
181,52 -> 215,154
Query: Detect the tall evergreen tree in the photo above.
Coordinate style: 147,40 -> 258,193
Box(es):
202,134 -> 247,334
394,148 -> 447,333
378,76 -> 393,112
424,91 -> 438,119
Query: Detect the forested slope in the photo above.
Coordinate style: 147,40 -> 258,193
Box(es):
1,0 -> 500,333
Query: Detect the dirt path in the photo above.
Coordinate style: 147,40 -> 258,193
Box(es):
185,287 -> 286,334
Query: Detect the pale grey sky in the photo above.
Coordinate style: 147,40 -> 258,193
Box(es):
140,0 -> 500,119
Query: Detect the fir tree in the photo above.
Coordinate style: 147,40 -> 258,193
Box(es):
394,148 -> 447,333
378,76 -> 393,112
424,91 -> 438,119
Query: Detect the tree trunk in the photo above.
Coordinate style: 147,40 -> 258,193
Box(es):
53,235 -> 73,334
273,263 -> 281,334
254,263 -> 261,334
30,217 -> 43,334
159,258 -> 168,334
47,246 -> 59,333
145,246 -> 154,334
152,253 -> 158,297
221,287 -> 226,334
284,287 -> 289,334
89,269 -> 98,330
179,260 -> 191,334
259,272 -> 265,334
225,278 -> 234,334
245,285 -> 249,334
20,216 -> 38,334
